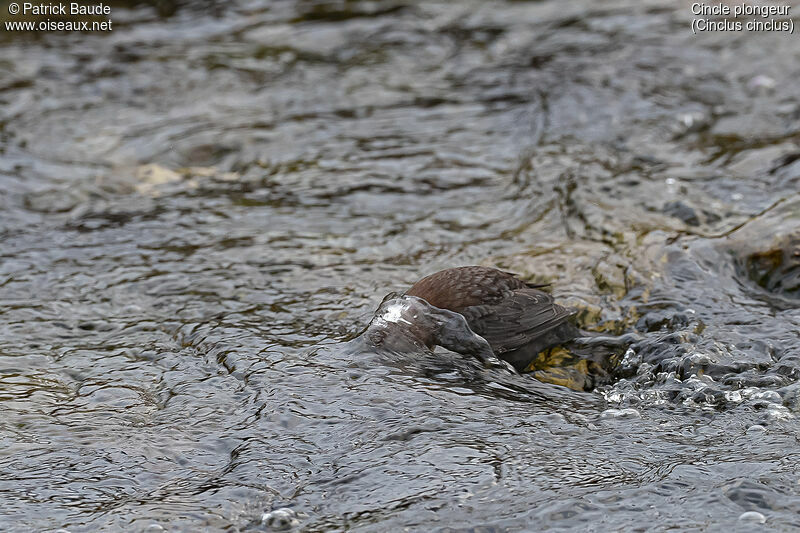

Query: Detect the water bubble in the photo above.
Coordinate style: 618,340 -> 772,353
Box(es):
740,387 -> 760,400
601,390 -> 625,404
620,347 -> 642,369
261,508 -> 300,530
747,74 -> 776,93
746,424 -> 766,434
640,390 -> 669,405
675,111 -> 707,132
725,391 -> 743,403
600,408 -> 641,419
738,511 -> 766,524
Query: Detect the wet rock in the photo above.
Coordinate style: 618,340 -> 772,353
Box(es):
662,201 -> 700,226
723,480 -> 776,512
135,163 -> 183,196
723,196 -> 800,305
23,187 -> 89,213
710,112 -> 785,142
777,382 -> 800,411
636,309 -> 691,332
742,240 -> 800,298
728,144 -> 796,178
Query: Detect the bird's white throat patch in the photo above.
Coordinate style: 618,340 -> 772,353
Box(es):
378,301 -> 413,325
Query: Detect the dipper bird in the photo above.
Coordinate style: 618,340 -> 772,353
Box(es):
404,266 -> 576,371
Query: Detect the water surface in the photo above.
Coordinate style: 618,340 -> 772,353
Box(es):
1,0 -> 800,530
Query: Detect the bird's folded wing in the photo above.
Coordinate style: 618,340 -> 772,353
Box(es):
460,288 -> 574,354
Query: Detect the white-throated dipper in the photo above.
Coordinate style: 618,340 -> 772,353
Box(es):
358,266 -> 576,372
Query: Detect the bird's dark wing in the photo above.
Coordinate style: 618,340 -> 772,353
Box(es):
460,288 -> 574,354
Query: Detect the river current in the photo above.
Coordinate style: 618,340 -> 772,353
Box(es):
1,0 -> 799,531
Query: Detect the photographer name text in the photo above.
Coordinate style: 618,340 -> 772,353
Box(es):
5,2 -> 113,32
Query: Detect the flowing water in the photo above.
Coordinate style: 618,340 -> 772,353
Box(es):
1,0 -> 800,530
